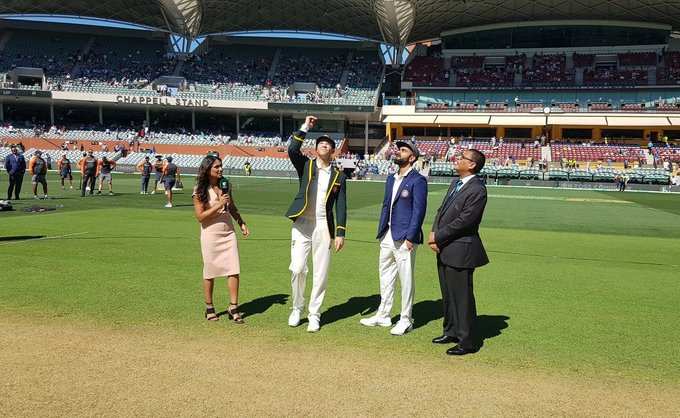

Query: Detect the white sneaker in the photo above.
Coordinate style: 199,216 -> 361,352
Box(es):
288,309 -> 302,327
140,191 -> 145,194
359,315 -> 392,328
390,320 -> 413,336
150,190 -> 155,194
164,203 -> 173,208
307,316 -> 320,333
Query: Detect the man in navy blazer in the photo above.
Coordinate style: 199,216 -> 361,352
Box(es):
360,139 -> 427,335
5,144 -> 26,200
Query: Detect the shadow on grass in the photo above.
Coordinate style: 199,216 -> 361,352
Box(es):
473,314 -> 510,348
411,299 -> 444,330
217,293 -> 288,319
0,235 -> 45,242
322,294 -> 381,326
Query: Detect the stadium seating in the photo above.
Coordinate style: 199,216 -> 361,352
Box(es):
0,30 -> 381,106
658,51 -> 680,85
72,36 -> 172,88
182,44 -> 273,87
653,145 -> 680,162
523,54 -> 573,87
551,143 -> 645,162
573,53 -> 595,67
274,48 -> 346,87
452,141 -> 541,161
385,140 -> 449,159
451,55 -> 485,69
21,148 -> 119,163
583,68 -> 647,87
116,153 -> 297,172
344,51 -> 382,89
456,67 -> 513,87
0,30 -> 84,77
232,134 -> 283,148
618,52 -> 657,66
404,56 -> 448,87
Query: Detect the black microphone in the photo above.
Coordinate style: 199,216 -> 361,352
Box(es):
219,176 -> 231,195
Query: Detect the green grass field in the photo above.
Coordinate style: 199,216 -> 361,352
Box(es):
2,173 -> 679,387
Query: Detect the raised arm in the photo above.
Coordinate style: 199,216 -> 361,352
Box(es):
288,115 -> 317,178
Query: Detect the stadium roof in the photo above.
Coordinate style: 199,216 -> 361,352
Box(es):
2,0 -> 680,44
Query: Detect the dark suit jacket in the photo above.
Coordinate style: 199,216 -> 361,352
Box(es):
4,153 -> 26,175
285,130 -> 347,238
432,175 -> 489,269
376,169 -> 428,244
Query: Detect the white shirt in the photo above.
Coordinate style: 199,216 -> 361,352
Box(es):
299,123 -> 331,222
314,160 -> 331,220
386,166 -> 413,236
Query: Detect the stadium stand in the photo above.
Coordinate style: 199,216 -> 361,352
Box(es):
0,30 -> 381,106
0,30 -> 83,77
273,48 -> 346,87
523,54 -> 573,87
551,143 -> 646,162
403,56 -> 448,87
182,44 -> 274,87
456,67 -> 513,87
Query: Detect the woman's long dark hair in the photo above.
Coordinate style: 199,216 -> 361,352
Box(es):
195,155 -> 222,207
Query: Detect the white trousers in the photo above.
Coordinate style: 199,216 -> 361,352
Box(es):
289,218 -> 332,319
377,234 -> 417,323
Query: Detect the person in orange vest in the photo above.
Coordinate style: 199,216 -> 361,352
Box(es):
136,156 -> 153,194
151,155 -> 164,194
160,156 -> 181,208
28,150 -> 48,199
77,151 -> 87,191
57,154 -> 74,190
96,156 -> 116,195
80,151 -> 98,197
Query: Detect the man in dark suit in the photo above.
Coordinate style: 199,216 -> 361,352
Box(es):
285,116 -> 347,333
429,149 -> 489,355
360,139 -> 427,335
4,144 -> 26,200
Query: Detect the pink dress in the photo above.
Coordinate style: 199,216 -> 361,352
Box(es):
199,188 -> 240,279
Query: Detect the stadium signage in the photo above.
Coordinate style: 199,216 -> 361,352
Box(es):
115,95 -> 210,108
0,88 -> 51,98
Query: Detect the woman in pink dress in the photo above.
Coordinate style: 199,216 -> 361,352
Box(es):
193,155 -> 250,323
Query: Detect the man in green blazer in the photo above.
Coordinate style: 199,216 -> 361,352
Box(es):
286,116 -> 347,333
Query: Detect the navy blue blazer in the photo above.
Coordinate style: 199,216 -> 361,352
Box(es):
4,153 -> 26,175
376,169 -> 428,244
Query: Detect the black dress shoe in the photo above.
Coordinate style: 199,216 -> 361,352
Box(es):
432,335 -> 458,344
446,345 -> 478,356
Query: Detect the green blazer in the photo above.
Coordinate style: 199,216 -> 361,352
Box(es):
285,130 -> 347,238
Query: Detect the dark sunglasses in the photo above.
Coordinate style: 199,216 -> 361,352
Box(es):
459,156 -> 475,163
